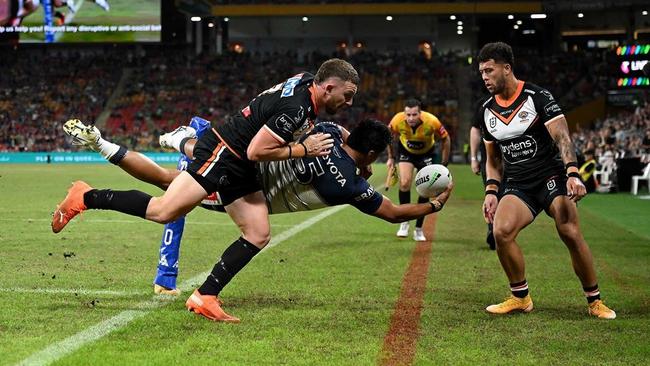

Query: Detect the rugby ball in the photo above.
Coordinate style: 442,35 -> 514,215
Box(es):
415,164 -> 452,197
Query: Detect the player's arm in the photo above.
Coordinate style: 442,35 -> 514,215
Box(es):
482,140 -> 501,224
545,115 -> 586,201
371,183 -> 453,223
439,133 -> 451,166
469,126 -> 481,175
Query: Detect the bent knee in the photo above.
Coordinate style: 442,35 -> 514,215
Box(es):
493,223 -> 518,243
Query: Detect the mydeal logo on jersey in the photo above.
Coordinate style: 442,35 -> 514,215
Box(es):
500,135 -> 538,164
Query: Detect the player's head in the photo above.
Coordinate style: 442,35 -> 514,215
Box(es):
315,58 -> 360,114
347,118 -> 392,166
477,42 -> 515,95
404,98 -> 422,126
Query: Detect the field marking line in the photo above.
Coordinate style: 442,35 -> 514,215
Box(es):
0,287 -> 144,297
0,218 -> 294,227
379,215 -> 435,366
16,204 -> 349,366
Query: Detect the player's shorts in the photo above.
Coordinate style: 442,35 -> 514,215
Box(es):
187,129 -> 261,206
500,172 -> 567,217
397,145 -> 437,170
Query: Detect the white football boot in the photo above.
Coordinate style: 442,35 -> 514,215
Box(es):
63,119 -> 101,151
159,126 -> 197,152
396,222 -> 409,238
413,227 -> 426,241
93,0 -> 110,11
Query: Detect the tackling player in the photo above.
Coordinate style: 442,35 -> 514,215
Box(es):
61,117 -> 453,322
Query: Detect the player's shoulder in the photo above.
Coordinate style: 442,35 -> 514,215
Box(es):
420,111 -> 439,123
391,111 -> 406,122
477,95 -> 494,111
522,81 -> 554,99
313,121 -> 343,139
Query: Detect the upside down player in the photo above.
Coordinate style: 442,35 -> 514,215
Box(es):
386,98 -> 451,241
477,42 -> 615,319
62,117 -> 454,320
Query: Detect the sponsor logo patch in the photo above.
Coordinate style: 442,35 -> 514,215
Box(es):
546,179 -> 556,191
275,114 -> 295,135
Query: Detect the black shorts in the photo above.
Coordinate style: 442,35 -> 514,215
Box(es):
397,145 -> 437,170
500,172 -> 567,217
187,130 -> 261,206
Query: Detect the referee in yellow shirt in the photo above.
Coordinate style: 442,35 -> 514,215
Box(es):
387,98 -> 451,241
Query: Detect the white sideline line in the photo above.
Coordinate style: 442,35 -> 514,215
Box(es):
0,218 -> 294,227
0,287 -> 144,297
17,205 -> 349,366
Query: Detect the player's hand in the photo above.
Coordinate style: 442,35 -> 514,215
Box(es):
359,165 -> 373,179
471,160 -> 480,175
566,177 -> 586,202
302,133 -> 334,157
483,194 -> 498,224
433,182 -> 454,206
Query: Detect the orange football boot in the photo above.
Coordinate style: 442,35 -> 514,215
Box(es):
186,289 -> 240,323
52,181 -> 92,233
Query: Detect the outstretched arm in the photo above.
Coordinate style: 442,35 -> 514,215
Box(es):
371,183 -> 453,223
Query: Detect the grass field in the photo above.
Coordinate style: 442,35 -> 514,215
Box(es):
0,163 -> 649,365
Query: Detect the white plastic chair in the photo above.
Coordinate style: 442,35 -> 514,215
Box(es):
631,163 -> 650,195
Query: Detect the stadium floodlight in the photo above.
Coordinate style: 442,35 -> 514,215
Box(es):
507,14 -> 514,20
302,16 -> 309,22
457,20 -> 463,25
386,15 -> 393,21
531,13 -> 547,19
457,30 -> 463,35
514,25 -> 519,29
224,17 -> 230,22
578,13 -> 584,18
450,15 -> 456,20
643,10 -> 648,16
190,16 -> 201,22
516,20 -> 522,25
457,25 -> 463,30
208,23 -> 214,28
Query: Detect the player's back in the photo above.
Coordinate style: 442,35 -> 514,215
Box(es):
215,73 -> 318,161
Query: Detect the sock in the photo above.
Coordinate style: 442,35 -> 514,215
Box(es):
583,284 -> 601,304
510,280 -> 529,298
198,237 -> 261,296
84,189 -> 152,218
179,137 -> 192,155
399,190 -> 410,205
97,138 -> 122,161
415,196 -> 429,228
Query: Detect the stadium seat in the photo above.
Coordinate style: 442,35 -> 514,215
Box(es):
631,163 -> 650,195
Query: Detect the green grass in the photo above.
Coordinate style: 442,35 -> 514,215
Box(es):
0,163 -> 648,365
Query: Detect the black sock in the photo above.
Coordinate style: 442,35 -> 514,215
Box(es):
179,137 -> 192,156
415,196 -> 428,228
399,190 -> 410,205
108,146 -> 128,165
510,280 -> 529,298
198,237 -> 261,296
83,189 -> 152,218
583,284 -> 601,304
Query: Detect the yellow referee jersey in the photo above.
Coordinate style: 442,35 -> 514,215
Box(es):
389,111 -> 448,154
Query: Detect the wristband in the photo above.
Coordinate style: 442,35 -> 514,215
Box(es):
485,189 -> 498,197
486,179 -> 501,187
567,172 -> 581,179
299,142 -> 308,157
565,162 -> 578,170
429,200 -> 442,213
471,156 -> 478,161
288,144 -> 292,159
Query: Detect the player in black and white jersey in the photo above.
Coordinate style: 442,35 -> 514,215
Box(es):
476,42 -> 616,319
61,117 -> 453,322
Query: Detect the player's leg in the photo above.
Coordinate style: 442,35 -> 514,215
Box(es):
63,119 -> 179,190
547,196 -> 616,319
186,190 -> 269,322
52,170 -> 207,233
396,161 -> 415,237
413,154 -> 436,241
486,194 -> 535,314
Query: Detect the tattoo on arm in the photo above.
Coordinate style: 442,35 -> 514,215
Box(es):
549,119 -> 577,164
